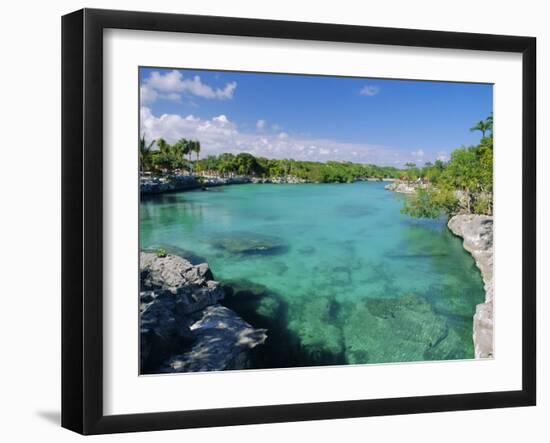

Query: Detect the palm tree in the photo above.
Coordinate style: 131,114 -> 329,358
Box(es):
156,138 -> 170,154
155,138 -> 176,171
172,138 -> 190,172
139,134 -> 155,172
188,140 -> 198,161
184,139 -> 193,162
470,119 -> 492,138
194,140 -> 201,161
185,140 -> 192,161
173,138 -> 186,158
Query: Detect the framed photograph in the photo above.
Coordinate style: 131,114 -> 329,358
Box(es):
62,8 -> 536,435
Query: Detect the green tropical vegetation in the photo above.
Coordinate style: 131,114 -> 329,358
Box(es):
139,135 -> 155,172
401,115 -> 493,218
139,136 -> 201,172
139,114 -> 493,218
194,153 -> 403,182
139,137 -> 403,182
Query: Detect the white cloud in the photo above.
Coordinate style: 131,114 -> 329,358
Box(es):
141,70 -> 237,104
256,119 -> 266,130
436,151 -> 449,161
359,85 -> 380,96
146,70 -> 185,92
212,115 -> 230,125
411,149 -> 425,158
140,107 -> 415,165
278,132 -> 288,139
181,76 -> 236,100
141,106 -> 238,145
140,85 -> 157,105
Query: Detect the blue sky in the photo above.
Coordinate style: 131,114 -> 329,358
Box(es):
139,67 -> 492,166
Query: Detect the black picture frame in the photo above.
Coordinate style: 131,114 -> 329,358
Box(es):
62,8 -> 536,435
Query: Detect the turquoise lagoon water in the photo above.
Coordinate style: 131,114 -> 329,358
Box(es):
140,182 -> 485,368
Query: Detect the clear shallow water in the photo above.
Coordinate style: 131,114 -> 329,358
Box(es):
140,182 -> 485,368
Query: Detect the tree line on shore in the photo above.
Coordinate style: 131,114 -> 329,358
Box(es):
139,114 -> 493,217
139,137 -> 403,182
196,154 -> 404,182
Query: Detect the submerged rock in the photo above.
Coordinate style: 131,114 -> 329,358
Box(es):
343,294 -> 452,364
139,252 -> 267,373
447,214 -> 494,358
222,279 -> 270,297
209,233 -> 286,256
297,245 -> 316,255
289,295 -> 345,365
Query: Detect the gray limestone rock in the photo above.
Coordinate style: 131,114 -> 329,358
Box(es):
448,214 -> 494,358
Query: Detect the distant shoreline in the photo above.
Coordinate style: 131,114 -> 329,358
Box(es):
140,172 -> 397,195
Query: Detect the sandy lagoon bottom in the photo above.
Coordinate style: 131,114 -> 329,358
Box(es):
140,181 -> 485,369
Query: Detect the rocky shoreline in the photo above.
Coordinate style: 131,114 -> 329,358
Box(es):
140,173 -> 396,195
140,251 -> 267,373
447,215 -> 494,358
384,180 -> 426,194
140,174 -> 311,195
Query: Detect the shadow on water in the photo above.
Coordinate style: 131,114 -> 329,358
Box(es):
221,279 -> 346,369
336,204 -> 375,217
141,193 -> 186,204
